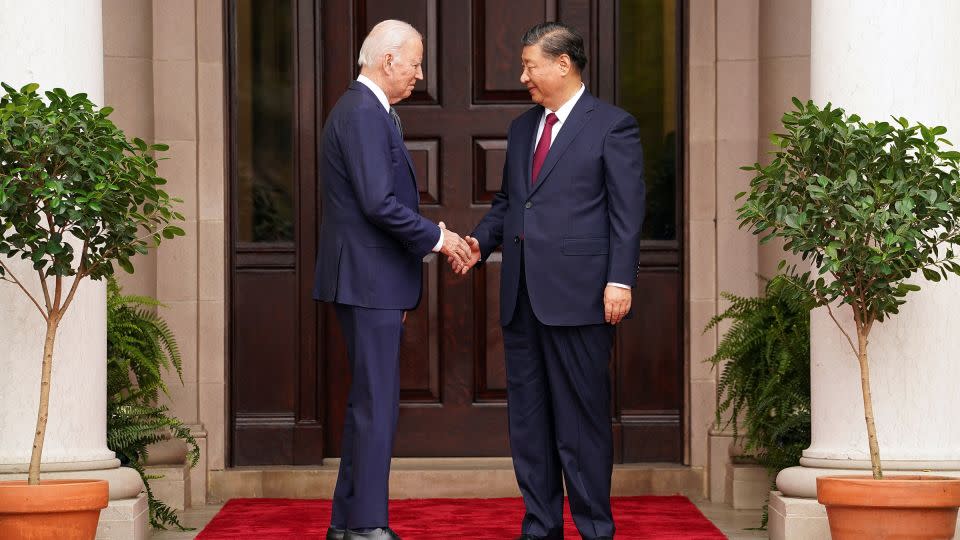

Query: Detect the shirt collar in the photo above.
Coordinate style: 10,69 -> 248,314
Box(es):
357,74 -> 390,112
545,83 -> 586,124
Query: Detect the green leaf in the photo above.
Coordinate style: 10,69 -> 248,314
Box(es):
0,82 -> 185,302
922,267 -> 941,282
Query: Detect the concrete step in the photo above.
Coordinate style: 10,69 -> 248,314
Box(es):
208,458 -> 705,502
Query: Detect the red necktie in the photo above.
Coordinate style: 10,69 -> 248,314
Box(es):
531,113 -> 559,184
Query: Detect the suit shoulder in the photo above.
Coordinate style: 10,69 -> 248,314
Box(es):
510,105 -> 542,128
332,95 -> 389,129
592,99 -> 635,124
589,102 -> 637,138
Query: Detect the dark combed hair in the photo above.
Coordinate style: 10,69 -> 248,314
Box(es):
521,22 -> 587,73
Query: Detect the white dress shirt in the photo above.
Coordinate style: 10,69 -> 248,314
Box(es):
356,75 -> 444,253
534,84 -> 630,290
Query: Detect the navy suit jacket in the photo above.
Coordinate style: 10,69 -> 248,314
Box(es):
313,81 -> 440,309
472,90 -> 645,326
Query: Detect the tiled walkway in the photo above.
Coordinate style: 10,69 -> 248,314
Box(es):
152,500 -> 767,539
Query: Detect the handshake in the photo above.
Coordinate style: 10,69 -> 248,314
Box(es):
437,221 -> 481,275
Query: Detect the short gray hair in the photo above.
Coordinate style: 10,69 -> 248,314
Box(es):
357,20 -> 422,67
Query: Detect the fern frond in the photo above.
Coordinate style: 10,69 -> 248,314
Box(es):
105,277 -> 199,531
702,274 -> 812,529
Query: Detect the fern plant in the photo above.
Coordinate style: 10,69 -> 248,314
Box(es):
106,277 -> 200,530
704,275 -> 812,527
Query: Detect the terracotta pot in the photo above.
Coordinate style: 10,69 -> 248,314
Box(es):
0,479 -> 109,540
817,475 -> 960,539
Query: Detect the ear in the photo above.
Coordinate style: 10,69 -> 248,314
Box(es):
557,53 -> 571,76
383,52 -> 395,74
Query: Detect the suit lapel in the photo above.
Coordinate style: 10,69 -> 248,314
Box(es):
351,81 -> 417,180
397,132 -> 416,179
516,107 -> 543,198
528,91 -> 596,199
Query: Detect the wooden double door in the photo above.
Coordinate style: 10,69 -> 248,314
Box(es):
228,0 -> 685,465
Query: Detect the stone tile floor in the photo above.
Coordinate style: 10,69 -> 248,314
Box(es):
151,500 -> 767,539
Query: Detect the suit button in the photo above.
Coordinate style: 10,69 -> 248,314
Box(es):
514,236 -> 520,244
524,201 -> 532,209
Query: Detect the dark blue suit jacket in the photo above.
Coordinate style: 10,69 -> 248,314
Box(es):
313,81 -> 440,309
472,90 -> 645,326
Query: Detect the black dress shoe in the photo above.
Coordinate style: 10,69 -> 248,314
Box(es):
326,526 -> 346,540
515,536 -> 544,540
344,528 -> 401,540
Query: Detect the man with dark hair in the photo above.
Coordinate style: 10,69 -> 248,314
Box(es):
453,21 -> 645,540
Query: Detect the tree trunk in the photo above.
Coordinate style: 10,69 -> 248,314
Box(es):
857,326 -> 883,479
28,314 -> 59,485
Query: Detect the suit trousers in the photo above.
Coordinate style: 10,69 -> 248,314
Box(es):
330,303 -> 403,530
504,262 -> 617,539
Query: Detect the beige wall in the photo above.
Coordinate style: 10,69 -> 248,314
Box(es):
687,0 -> 721,482
102,0 -> 226,505
687,0 -> 763,494
687,0 -> 811,502
104,0 -> 156,298
758,0 -> 811,284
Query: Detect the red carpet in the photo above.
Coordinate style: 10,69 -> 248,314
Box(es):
197,496 -> 726,539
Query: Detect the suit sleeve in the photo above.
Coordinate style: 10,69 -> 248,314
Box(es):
470,130 -> 511,261
603,113 -> 645,287
340,107 -> 441,257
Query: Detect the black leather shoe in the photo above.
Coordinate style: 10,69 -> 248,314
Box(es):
515,536 -> 544,540
344,528 -> 401,540
326,527 -> 346,540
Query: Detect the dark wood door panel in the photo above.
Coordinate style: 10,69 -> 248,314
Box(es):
357,0 -> 440,104
613,268 -> 683,462
474,255 -> 506,401
230,0 -> 686,464
618,269 -> 683,412
233,270 -> 297,415
473,0 -> 558,102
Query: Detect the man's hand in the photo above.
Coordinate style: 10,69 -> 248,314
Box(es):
448,236 -> 481,275
438,221 -> 471,266
604,285 -> 632,325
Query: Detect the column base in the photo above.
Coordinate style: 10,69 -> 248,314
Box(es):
146,462 -> 191,511
96,492 -> 149,540
768,490 -> 830,540
778,465 -> 960,498
0,463 -> 143,500
771,466 -> 960,539
727,462 -> 771,510
707,431 -> 733,503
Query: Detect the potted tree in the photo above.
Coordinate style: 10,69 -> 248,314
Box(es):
737,98 -> 960,539
0,82 -> 184,539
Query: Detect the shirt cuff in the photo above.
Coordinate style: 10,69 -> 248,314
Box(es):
431,228 -> 444,252
607,282 -> 630,290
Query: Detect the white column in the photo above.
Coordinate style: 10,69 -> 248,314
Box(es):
0,0 -> 144,512
771,1 -> 960,537
0,0 -> 115,469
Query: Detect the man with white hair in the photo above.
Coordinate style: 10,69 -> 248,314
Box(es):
312,19 -> 471,540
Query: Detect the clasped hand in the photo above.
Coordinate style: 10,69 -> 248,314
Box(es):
438,222 -> 481,275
